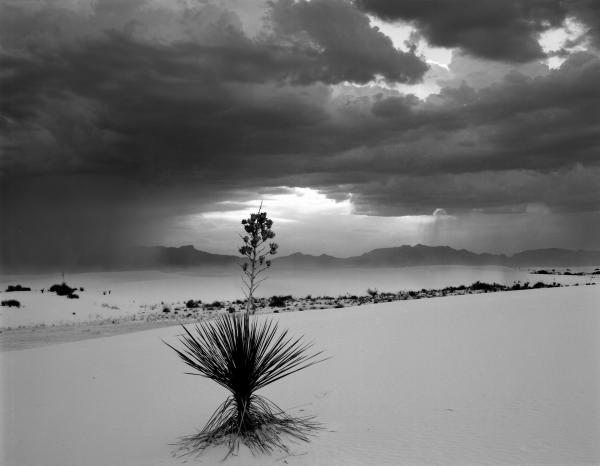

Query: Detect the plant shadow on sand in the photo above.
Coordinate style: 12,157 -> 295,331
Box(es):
165,312 -> 328,460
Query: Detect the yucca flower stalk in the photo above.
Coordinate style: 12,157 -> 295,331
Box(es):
239,203 -> 278,314
166,312 -> 326,458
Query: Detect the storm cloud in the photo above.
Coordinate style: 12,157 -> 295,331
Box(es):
1,0 -> 599,265
356,0 -> 600,62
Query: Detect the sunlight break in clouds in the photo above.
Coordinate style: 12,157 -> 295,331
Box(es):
539,17 -> 590,68
180,188 -> 450,257
202,188 -> 353,224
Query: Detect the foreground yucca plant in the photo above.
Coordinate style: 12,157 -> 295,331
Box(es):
166,312 -> 326,458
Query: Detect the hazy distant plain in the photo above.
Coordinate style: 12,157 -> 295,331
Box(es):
0,266 -> 588,328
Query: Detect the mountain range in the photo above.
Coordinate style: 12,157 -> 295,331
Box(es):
3,244 -> 599,272
121,244 -> 600,269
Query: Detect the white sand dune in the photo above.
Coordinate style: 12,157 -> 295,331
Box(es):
2,286 -> 599,465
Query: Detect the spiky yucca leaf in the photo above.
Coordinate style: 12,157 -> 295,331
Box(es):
165,312 -> 326,457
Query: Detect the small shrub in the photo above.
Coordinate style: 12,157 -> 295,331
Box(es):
49,282 -> 77,297
6,284 -> 31,292
186,299 -> 201,309
2,299 -> 21,308
470,281 -> 503,292
269,295 -> 292,307
533,281 -> 546,289
366,288 -> 378,297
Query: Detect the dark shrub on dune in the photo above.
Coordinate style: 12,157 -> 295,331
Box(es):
2,299 -> 21,308
470,281 -> 505,292
49,282 -> 77,297
186,299 -> 201,309
166,311 -> 325,458
6,284 -> 31,292
366,288 -> 378,297
268,295 -> 292,307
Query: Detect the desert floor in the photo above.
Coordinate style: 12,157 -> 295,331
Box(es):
2,284 -> 598,465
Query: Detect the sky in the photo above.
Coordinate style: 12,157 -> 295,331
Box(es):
1,0 -> 599,265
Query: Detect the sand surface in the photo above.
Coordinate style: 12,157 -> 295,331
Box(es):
2,286 -> 599,465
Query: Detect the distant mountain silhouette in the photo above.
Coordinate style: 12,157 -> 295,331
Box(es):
347,245 -> 508,267
2,244 -> 599,272
274,252 -> 347,268
274,245 -> 600,268
123,245 -> 240,268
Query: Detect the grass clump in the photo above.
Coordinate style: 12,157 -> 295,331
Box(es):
166,312 -> 326,458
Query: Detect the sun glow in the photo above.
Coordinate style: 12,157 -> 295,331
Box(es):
201,187 -> 353,223
182,188 -> 455,256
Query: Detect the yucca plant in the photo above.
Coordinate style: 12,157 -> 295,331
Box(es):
239,203 -> 278,314
166,312 -> 325,458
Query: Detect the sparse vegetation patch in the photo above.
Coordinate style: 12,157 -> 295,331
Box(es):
2,299 -> 21,308
49,282 -> 78,298
5,284 -> 31,292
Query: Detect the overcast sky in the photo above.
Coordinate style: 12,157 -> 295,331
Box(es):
1,0 -> 599,264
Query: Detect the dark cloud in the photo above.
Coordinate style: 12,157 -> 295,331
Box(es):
1,0 -> 599,265
355,0 -> 600,63
567,0 -> 600,48
343,165 -> 600,217
268,0 -> 428,84
368,53 -> 600,172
